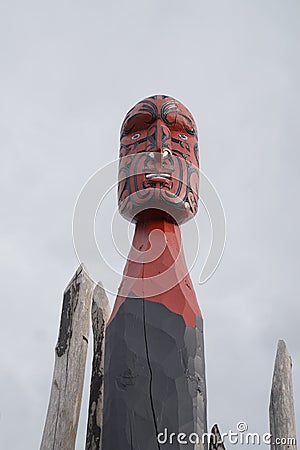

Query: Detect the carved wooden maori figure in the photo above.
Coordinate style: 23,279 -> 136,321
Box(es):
101,95 -> 207,450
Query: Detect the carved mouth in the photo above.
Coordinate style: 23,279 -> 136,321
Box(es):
145,173 -> 171,181
143,173 -> 172,189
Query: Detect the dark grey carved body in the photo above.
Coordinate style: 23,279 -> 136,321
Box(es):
101,295 -> 207,450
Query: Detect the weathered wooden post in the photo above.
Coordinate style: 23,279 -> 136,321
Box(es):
40,264 -> 93,450
85,283 -> 111,450
101,95 -> 207,449
269,340 -> 297,449
209,424 -> 226,449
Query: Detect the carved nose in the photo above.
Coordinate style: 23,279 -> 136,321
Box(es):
148,122 -> 172,161
158,123 -> 171,150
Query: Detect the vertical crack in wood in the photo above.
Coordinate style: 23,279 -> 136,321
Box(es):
142,298 -> 160,450
129,420 -> 134,450
141,261 -> 160,450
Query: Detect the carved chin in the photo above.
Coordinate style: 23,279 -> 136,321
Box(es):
118,186 -> 195,224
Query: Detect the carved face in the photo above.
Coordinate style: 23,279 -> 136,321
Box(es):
118,95 -> 199,224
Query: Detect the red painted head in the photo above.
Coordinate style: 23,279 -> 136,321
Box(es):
118,95 -> 199,224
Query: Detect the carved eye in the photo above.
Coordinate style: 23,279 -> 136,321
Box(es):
132,133 -> 141,140
179,134 -> 188,140
163,149 -> 172,158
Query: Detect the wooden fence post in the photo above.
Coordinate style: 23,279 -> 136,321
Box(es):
85,283 -> 111,450
269,340 -> 297,449
209,424 -> 226,449
40,265 -> 93,450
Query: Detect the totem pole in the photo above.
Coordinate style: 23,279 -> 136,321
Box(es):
101,95 -> 207,449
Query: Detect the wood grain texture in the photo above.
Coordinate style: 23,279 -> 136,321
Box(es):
269,340 -> 297,450
85,283 -> 111,450
40,265 -> 93,450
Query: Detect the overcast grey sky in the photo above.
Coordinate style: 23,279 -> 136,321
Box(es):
1,1 -> 299,448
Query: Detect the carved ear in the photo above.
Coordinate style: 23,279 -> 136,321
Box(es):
198,171 -> 226,284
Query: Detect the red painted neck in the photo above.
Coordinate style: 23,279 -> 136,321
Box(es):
109,219 -> 202,328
